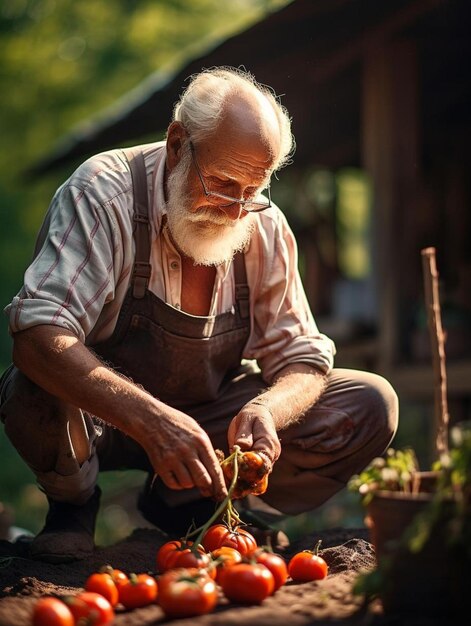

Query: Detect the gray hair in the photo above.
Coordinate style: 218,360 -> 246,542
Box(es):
172,66 -> 295,172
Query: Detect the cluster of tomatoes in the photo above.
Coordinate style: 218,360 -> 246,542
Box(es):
32,565 -> 157,625
32,525 -> 328,624
155,523 -> 328,615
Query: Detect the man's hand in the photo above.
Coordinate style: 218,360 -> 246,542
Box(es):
227,364 -> 327,469
143,406 -> 228,501
227,404 -> 281,467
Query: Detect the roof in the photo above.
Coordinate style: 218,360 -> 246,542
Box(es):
30,0 -> 470,176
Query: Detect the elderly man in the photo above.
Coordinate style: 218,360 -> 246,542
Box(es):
0,67 -> 398,563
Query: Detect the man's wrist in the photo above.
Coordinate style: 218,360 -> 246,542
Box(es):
248,399 -> 275,420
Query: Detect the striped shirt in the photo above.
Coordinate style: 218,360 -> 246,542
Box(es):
5,142 -> 335,383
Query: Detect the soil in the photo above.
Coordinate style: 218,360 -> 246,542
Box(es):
0,526 -> 454,626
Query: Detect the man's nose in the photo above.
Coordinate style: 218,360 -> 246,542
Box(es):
218,202 -> 247,221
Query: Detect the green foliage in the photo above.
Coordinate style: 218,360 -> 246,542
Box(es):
430,423 -> 471,555
347,447 -> 420,504
435,422 -> 471,492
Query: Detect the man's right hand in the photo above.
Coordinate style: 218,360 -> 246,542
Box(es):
142,406 -> 228,501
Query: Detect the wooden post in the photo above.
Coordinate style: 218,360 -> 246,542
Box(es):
362,40 -> 419,373
421,247 -> 449,457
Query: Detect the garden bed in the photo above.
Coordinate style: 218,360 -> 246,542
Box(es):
0,526 -> 450,626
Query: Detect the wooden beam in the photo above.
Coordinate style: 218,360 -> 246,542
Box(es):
361,39 -> 420,372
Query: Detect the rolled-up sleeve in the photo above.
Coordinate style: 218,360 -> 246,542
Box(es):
244,208 -> 336,383
5,176 -> 123,343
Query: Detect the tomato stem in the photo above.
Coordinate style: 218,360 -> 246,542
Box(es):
186,445 -> 241,552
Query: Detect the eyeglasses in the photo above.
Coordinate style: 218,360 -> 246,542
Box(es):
189,141 -> 271,213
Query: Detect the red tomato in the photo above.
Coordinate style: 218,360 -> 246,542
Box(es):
251,549 -> 288,591
109,568 -> 129,589
118,573 -> 158,609
157,540 -> 209,573
157,540 -> 184,572
202,524 -> 257,555
288,550 -> 328,582
220,563 -> 275,604
32,597 -> 74,626
158,567 -> 218,618
84,572 -> 119,607
165,546 -> 210,573
65,591 -> 114,625
211,546 -> 242,584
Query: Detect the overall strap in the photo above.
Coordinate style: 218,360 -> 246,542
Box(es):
123,147 -> 152,299
233,251 -> 250,320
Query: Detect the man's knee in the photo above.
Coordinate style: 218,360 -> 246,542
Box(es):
360,372 -> 399,449
1,367 -> 73,473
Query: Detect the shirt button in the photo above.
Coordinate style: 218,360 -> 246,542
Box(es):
170,261 -> 179,270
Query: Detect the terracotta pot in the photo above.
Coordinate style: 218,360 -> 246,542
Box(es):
365,471 -> 466,617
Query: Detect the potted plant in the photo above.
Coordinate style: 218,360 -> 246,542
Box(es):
348,423 -> 471,617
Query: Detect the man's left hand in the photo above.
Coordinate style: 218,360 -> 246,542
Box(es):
227,404 -> 281,466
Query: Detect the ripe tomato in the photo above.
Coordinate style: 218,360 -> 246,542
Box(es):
65,591 -> 114,625
118,573 -> 158,609
202,524 -> 257,555
107,567 -> 129,590
221,450 -> 270,499
211,546 -> 242,584
32,597 -> 74,626
220,563 -> 275,604
157,540 -> 184,572
156,539 -> 209,573
84,572 -> 119,607
288,549 -> 328,582
251,549 -> 288,591
158,567 -> 218,617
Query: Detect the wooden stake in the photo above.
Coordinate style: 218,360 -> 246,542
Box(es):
421,247 -> 449,457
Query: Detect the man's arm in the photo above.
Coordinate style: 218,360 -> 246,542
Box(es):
228,363 -> 327,464
12,324 -> 227,500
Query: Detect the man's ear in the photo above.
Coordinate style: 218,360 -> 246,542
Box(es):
166,121 -> 188,171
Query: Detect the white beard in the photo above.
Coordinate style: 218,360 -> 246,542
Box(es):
165,148 -> 256,266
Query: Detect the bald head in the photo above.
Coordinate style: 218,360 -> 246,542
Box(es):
172,67 -> 294,172
214,89 -> 281,170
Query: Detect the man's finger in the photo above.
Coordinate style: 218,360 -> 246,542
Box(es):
170,464 -> 194,490
161,469 -> 182,490
187,457 -> 213,494
198,448 -> 228,499
227,415 -> 253,450
234,431 -> 254,450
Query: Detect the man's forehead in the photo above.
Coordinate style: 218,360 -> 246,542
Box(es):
213,92 -> 281,161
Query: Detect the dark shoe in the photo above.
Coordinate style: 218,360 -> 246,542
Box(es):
137,475 -> 219,538
30,486 -> 101,563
